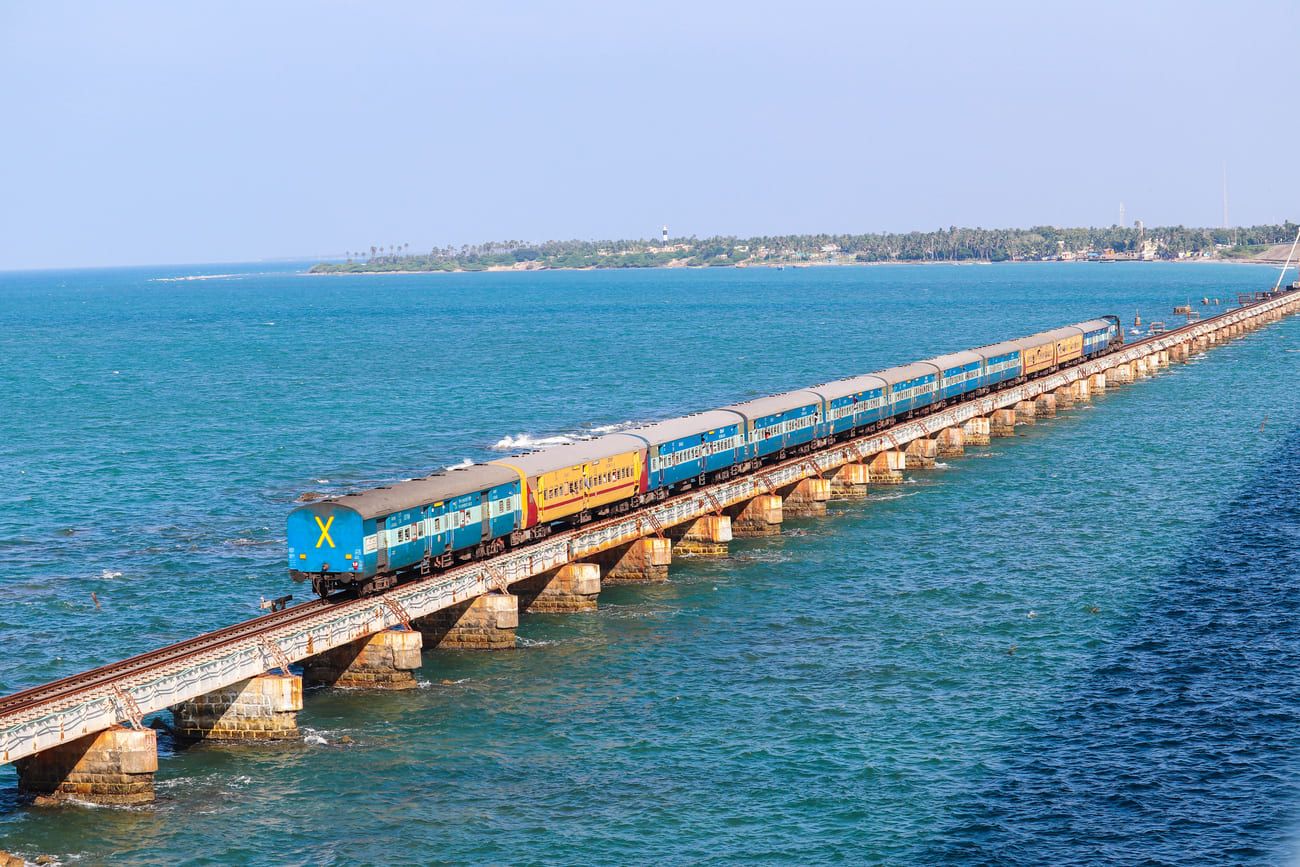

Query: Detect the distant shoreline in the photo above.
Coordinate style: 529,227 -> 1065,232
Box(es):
304,257 -> 1281,276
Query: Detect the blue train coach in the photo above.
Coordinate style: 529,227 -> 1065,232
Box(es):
288,464 -> 521,596
627,410 -> 748,490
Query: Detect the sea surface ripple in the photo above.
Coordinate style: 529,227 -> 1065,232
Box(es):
0,262 -> 1298,865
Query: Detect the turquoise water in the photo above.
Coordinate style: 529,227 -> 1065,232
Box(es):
1,262 -> 1299,865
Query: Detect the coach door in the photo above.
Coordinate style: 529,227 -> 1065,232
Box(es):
480,491 -> 491,541
376,517 -> 389,571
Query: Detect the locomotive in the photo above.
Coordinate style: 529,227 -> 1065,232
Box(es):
288,316 -> 1122,597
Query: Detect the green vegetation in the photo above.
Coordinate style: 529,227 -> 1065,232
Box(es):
310,223 -> 1299,273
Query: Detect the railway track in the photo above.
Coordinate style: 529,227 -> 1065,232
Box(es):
0,597 -> 334,719
0,292 -> 1287,730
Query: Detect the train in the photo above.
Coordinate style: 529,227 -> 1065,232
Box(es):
288,315 -> 1122,597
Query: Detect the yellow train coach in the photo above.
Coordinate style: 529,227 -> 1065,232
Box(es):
489,434 -> 648,528
1018,326 -> 1083,375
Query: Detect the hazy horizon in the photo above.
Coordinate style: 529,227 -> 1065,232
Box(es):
3,0 -> 1299,271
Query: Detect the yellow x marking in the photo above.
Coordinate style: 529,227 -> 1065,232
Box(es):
314,514 -> 335,548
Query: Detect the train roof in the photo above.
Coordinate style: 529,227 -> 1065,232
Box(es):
722,389 -> 823,421
1019,325 -> 1084,346
922,350 -> 985,373
488,433 -> 646,478
323,463 -> 519,519
1071,318 -> 1115,333
875,362 -> 940,386
623,410 -> 746,446
809,373 -> 889,402
974,339 -> 1024,359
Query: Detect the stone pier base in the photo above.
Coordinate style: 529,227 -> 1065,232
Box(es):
730,493 -> 784,536
172,673 -> 302,741
669,514 -> 732,556
1088,372 -> 1107,392
1069,379 -> 1090,402
868,450 -> 905,483
1052,385 -> 1075,409
1109,363 -> 1135,384
963,416 -> 991,445
17,726 -> 157,806
417,594 -> 519,650
1034,392 -> 1057,417
305,628 -> 424,687
905,437 -> 938,468
589,537 -> 672,582
989,409 -> 1017,437
829,462 -> 870,499
512,562 -> 601,613
1135,356 -> 1151,378
781,477 -> 830,517
1015,400 -> 1037,424
936,426 -> 965,457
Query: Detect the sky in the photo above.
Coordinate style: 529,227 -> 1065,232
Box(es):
1,0 -> 1298,270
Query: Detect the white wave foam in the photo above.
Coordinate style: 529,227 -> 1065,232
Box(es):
150,273 -> 242,283
933,461 -> 951,469
871,491 -> 919,502
491,419 -> 653,452
491,433 -> 577,451
314,478 -> 330,484
587,420 -> 638,434
444,458 -> 474,470
100,569 -> 122,579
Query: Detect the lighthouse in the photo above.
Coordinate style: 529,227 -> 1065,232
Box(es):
661,225 -> 668,246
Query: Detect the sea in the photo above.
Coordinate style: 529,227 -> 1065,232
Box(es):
1,261 -> 1299,866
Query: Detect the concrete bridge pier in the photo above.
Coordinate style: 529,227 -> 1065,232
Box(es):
668,514 -> 732,556
1052,385 -> 1075,409
587,537 -> 672,582
989,409 -> 1017,437
16,726 -> 157,806
1069,379 -> 1090,402
417,594 -> 519,650
829,462 -> 870,499
904,437 -> 938,468
729,494 -> 784,536
963,416 -> 991,445
1035,392 -> 1057,417
1015,399 -> 1037,424
172,673 -> 302,741
1088,372 -> 1107,392
512,562 -> 601,613
1109,362 -> 1135,384
867,450 -> 905,483
1136,356 -> 1152,377
305,628 -> 424,686
936,426 -> 965,457
780,477 -> 830,517
1155,349 -> 1169,367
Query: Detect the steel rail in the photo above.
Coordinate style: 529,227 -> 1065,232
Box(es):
0,599 -> 333,718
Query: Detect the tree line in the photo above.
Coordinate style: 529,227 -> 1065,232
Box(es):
310,223 -> 1298,273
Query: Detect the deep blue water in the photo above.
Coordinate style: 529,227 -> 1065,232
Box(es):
1,262 -> 1298,865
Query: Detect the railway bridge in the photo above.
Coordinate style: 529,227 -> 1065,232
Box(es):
3,290 -> 1298,806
